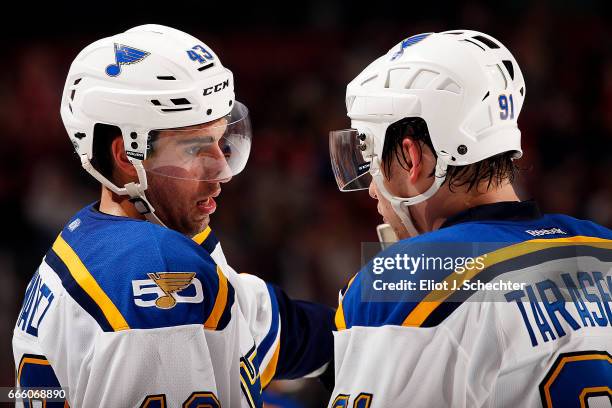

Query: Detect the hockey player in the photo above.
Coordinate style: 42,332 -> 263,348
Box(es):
328,30 -> 612,407
13,25 -> 333,407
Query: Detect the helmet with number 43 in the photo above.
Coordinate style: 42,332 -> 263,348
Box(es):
329,30 -> 525,235
60,24 -> 252,225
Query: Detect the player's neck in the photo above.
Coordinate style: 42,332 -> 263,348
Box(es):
99,186 -> 145,220
419,181 -> 520,232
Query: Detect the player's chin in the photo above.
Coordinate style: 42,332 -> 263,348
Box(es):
192,213 -> 211,234
170,210 -> 211,237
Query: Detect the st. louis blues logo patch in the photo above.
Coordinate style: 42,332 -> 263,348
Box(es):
391,33 -> 431,61
105,43 -> 150,77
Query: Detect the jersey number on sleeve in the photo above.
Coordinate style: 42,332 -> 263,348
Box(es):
141,392 -> 220,408
240,346 -> 263,408
539,351 -> 612,408
141,346 -> 262,408
331,392 -> 373,408
16,354 -> 66,408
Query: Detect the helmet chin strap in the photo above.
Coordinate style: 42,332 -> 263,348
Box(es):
371,157 -> 447,237
123,161 -> 167,227
81,155 -> 167,227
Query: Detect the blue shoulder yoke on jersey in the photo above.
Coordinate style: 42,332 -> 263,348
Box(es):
43,203 -> 234,332
336,201 -> 612,330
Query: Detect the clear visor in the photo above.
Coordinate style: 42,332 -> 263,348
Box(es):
143,101 -> 252,181
329,129 -> 373,191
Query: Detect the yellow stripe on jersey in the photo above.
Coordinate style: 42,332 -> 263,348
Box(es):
334,305 -> 347,331
204,266 -> 229,330
335,274 -> 358,331
260,338 -> 280,388
52,235 -> 130,331
402,236 -> 612,327
579,387 -> 612,408
192,226 -> 212,245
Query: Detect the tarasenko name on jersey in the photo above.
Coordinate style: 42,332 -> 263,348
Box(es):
338,212 -> 612,345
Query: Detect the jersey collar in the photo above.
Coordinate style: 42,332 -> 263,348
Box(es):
440,200 -> 542,229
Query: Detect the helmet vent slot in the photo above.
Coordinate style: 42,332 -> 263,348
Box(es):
197,63 -> 214,72
472,35 -> 500,49
520,87 -> 524,96
436,77 -> 462,94
152,98 -> 194,112
482,91 -> 490,101
386,68 -> 411,89
444,31 -> 464,35
461,39 -> 485,51
406,69 -> 438,90
360,74 -> 378,89
501,60 -> 515,80
161,107 -> 192,112
69,78 -> 82,101
171,98 -> 191,105
156,76 -> 176,80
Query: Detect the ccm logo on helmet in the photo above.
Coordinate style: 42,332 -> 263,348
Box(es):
204,79 -> 230,96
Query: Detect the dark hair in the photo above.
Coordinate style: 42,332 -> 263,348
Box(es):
91,123 -> 122,182
381,117 -> 517,192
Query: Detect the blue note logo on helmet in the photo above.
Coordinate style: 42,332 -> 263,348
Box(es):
390,33 -> 432,61
105,43 -> 150,77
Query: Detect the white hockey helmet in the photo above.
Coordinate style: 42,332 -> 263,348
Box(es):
330,30 -> 525,235
60,24 -> 252,224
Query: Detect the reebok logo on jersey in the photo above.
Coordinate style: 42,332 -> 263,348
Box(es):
132,272 -> 204,309
68,218 -> 81,232
525,227 -> 567,237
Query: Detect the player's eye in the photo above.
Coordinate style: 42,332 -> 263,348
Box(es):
220,142 -> 232,158
185,145 -> 202,156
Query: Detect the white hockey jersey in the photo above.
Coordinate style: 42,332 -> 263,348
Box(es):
13,203 -> 333,407
330,201 -> 612,408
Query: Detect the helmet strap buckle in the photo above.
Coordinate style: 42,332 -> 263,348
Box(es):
128,197 -> 152,215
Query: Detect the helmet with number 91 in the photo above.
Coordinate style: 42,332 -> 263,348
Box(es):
329,30 -> 525,235
60,24 -> 252,226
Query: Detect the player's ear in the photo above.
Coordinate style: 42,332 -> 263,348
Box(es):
110,137 -> 137,180
401,138 -> 423,183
